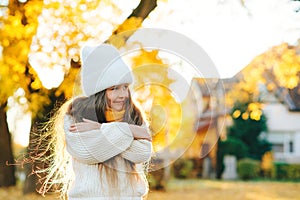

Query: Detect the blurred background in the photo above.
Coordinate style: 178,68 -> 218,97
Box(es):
1,0 -> 300,199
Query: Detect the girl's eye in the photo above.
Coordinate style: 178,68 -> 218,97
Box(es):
109,85 -> 128,91
109,86 -> 118,90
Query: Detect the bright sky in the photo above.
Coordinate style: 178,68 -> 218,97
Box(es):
142,0 -> 300,78
7,89 -> 31,147
6,0 -> 300,146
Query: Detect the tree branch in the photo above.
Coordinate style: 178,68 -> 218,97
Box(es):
106,0 -> 157,46
127,0 -> 157,19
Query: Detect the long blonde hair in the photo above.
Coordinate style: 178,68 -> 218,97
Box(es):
38,89 -> 146,199
36,99 -> 72,199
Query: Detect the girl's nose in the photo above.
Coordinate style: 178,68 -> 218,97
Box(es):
118,88 -> 128,97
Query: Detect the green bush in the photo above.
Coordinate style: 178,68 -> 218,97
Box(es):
287,164 -> 300,180
237,158 -> 260,180
271,162 -> 289,180
272,162 -> 300,180
173,158 -> 194,179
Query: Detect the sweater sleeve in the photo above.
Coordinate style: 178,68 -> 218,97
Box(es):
64,115 -> 134,164
120,123 -> 152,163
120,140 -> 152,164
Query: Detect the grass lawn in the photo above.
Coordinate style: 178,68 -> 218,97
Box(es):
148,179 -> 300,200
1,179 -> 300,200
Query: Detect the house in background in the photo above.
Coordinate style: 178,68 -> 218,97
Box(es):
263,103 -> 300,163
262,83 -> 300,164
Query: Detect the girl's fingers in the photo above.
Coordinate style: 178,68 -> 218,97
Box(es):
69,127 -> 77,132
82,118 -> 94,123
69,123 -> 82,132
69,124 -> 76,132
69,120 -> 100,133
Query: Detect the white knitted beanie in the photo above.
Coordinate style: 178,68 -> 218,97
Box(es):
80,44 -> 133,96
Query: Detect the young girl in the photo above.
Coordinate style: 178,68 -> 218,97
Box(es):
40,44 -> 152,200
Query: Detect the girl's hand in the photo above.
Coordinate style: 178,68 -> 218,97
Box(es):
69,118 -> 101,133
129,125 -> 152,142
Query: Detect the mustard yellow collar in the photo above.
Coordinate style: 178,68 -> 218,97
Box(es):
105,107 -> 125,122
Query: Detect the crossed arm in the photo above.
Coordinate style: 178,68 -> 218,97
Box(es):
69,118 -> 152,142
64,115 -> 152,164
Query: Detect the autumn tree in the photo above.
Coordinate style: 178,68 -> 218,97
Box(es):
228,101 -> 270,159
225,42 -> 300,108
0,0 -> 44,187
262,42 -> 300,110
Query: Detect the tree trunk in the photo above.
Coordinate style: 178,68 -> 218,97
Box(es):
0,102 -> 16,187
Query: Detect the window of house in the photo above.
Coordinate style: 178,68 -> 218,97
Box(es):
272,143 -> 284,153
289,141 -> 294,153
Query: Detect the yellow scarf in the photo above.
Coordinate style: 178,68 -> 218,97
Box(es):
105,107 -> 125,122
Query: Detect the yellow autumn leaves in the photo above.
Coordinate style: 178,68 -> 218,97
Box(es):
272,44 -> 300,89
232,102 -> 263,121
129,49 -> 199,152
0,0 -> 134,118
0,0 -> 43,108
227,42 -> 300,112
131,49 -> 182,151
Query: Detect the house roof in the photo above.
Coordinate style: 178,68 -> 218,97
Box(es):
285,85 -> 300,112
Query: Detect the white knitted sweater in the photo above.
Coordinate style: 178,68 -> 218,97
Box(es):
64,115 -> 152,200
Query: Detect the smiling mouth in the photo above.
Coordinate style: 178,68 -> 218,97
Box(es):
114,101 -> 124,104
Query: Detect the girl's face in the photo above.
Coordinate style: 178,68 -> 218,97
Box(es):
106,84 -> 129,111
